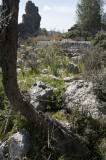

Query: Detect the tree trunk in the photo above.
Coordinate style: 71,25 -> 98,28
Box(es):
0,0 -> 90,159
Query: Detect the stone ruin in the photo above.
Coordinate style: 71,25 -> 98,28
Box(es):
18,0 -> 41,37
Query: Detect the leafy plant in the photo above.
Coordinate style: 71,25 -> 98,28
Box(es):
93,31 -> 106,49
81,46 -> 106,103
29,61 -> 40,75
37,44 -> 62,77
68,109 -> 106,160
17,74 -> 35,91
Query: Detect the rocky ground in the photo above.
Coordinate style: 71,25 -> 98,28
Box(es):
0,40 -> 106,160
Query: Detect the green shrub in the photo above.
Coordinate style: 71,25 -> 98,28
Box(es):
81,46 -> 106,102
29,61 -> 40,75
64,30 -> 81,39
82,47 -> 106,72
93,31 -> 106,49
68,109 -> 106,160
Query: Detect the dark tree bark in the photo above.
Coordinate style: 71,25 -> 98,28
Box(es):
0,0 -> 90,159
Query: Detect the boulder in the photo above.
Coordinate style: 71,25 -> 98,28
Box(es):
0,129 -> 30,160
63,80 -> 106,123
29,81 -> 57,111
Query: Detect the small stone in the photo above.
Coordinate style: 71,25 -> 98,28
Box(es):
48,75 -> 61,81
63,76 -> 74,82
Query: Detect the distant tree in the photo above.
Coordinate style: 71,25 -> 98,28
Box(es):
76,0 -> 104,39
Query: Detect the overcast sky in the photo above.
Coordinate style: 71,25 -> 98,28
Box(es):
0,0 -> 106,32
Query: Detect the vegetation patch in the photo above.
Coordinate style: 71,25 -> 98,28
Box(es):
68,109 -> 106,160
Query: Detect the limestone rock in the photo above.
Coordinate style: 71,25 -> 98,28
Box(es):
48,75 -> 61,81
0,129 -> 30,160
71,55 -> 84,63
63,80 -> 106,123
18,0 -> 41,36
63,76 -> 74,82
41,74 -> 62,81
29,81 -> 57,111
